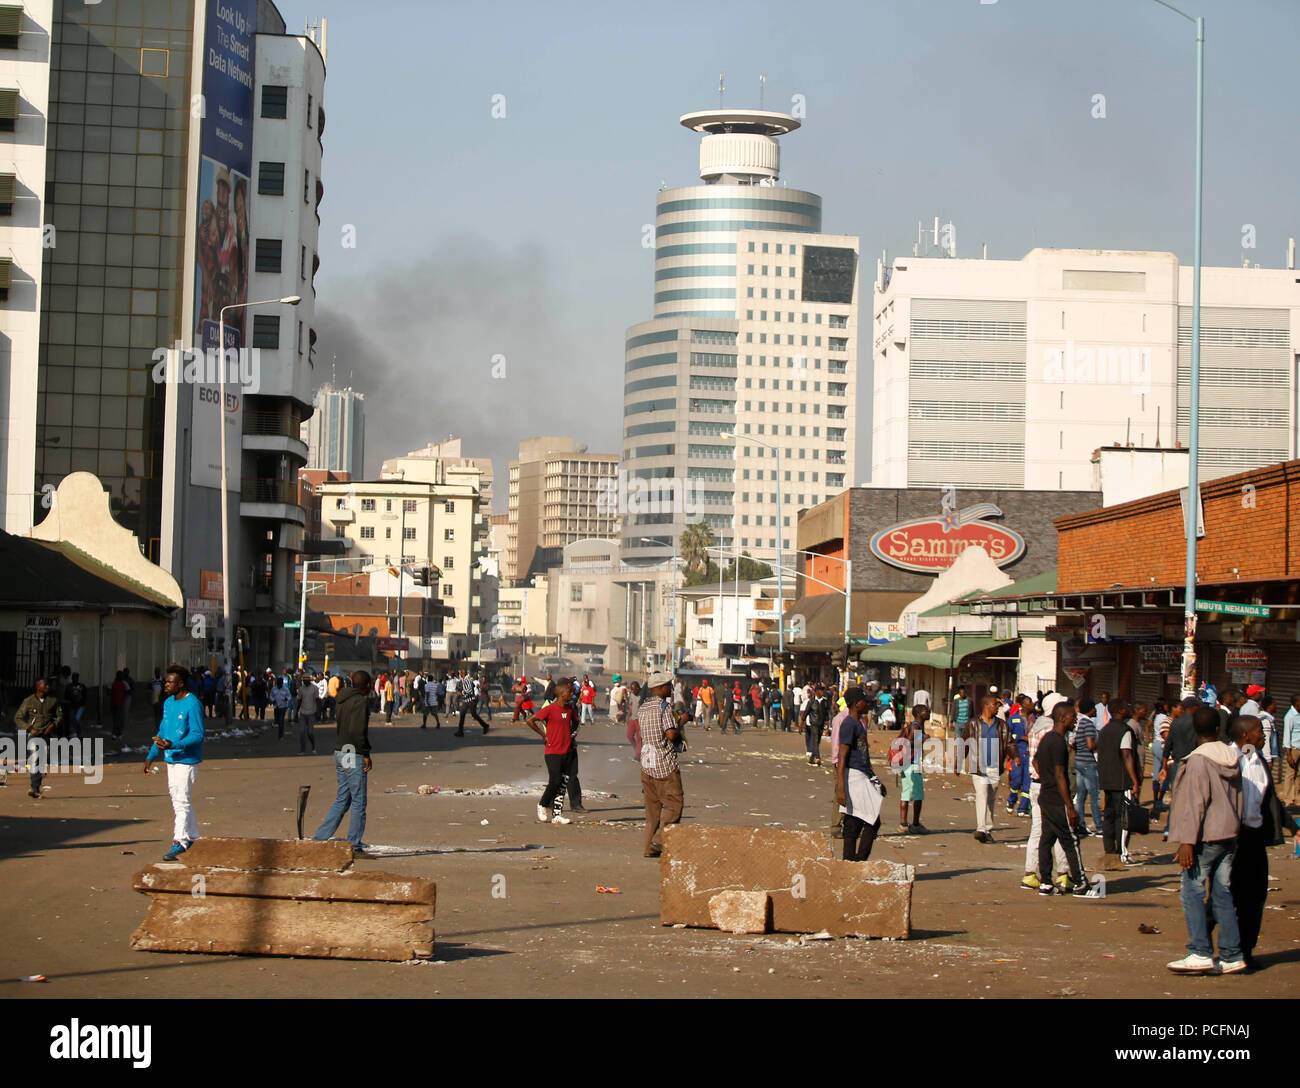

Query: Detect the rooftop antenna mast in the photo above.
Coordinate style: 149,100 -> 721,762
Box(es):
759,74 -> 765,109
718,73 -> 725,108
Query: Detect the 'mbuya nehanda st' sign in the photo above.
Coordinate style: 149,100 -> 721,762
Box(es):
869,503 -> 1026,575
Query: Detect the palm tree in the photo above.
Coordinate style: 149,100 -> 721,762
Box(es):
678,520 -> 715,578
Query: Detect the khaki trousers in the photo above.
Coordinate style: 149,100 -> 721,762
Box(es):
1282,750 -> 1300,803
642,770 -> 684,854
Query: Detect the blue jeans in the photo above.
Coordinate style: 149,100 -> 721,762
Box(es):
1180,839 -> 1240,961
314,750 -> 368,847
1074,761 -> 1101,828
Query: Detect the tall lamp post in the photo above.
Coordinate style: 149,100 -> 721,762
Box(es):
1149,0 -> 1205,697
721,432 -> 782,654
217,295 -> 301,657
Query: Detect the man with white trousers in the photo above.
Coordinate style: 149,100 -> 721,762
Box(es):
143,665 -> 205,861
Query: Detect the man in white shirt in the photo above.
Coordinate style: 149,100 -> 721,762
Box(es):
1283,695 -> 1300,804
1230,715 -> 1300,968
912,688 -> 931,709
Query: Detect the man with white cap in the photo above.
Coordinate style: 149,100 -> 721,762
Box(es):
639,672 -> 684,858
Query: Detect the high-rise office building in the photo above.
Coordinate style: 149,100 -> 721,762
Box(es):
304,381 -> 365,477
620,106 -> 860,566
0,1 -> 325,664
871,248 -> 1300,490
505,436 -> 618,585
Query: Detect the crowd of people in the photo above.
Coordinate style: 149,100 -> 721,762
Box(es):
6,653 -> 1300,975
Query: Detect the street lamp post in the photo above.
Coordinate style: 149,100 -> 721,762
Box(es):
217,295 -> 301,657
1150,0 -> 1205,697
721,432 -> 782,655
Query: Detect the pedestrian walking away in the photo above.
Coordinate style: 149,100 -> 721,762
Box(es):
1165,706 -> 1244,974
297,673 -> 319,754
314,672 -> 374,851
143,666 -> 205,861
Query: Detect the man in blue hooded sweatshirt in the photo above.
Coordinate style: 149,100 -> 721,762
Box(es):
143,665 -> 205,861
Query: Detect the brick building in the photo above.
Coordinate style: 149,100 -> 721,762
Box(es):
964,459 -> 1300,706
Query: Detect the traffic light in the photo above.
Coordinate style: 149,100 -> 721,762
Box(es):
413,567 -> 430,587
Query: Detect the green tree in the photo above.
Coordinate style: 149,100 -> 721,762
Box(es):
678,521 -> 715,579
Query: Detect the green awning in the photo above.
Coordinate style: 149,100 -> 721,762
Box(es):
0,88 -> 18,120
0,6 -> 22,39
0,172 -> 14,204
0,257 -> 12,289
859,633 -> 1017,668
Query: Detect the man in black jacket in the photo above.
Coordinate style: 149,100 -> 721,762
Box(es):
1229,715 -> 1300,968
313,672 -> 373,852
1097,698 -> 1141,871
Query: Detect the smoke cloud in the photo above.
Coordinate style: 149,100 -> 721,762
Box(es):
313,235 -> 622,505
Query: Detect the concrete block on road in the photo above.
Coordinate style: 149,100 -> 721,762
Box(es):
178,837 -> 357,872
130,838 -> 436,961
660,825 -> 913,939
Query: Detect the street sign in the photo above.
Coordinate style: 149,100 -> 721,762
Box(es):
1194,600 -> 1268,617
283,621 -> 301,629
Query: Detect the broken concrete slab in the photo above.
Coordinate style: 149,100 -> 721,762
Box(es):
178,837 -> 356,872
660,825 -> 913,939
708,890 -> 771,934
130,838 -> 435,961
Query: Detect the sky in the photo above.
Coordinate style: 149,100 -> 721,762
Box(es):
275,0 -> 1300,509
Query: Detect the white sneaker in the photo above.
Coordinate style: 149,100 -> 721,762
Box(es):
1217,958 -> 1247,974
536,805 -> 550,823
1167,953 -> 1216,973
552,815 -> 571,825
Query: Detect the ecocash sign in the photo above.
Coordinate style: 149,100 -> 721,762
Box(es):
869,509 -> 1026,574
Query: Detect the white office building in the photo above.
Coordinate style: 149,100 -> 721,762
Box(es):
871,247 -> 1300,490
621,106 -> 860,567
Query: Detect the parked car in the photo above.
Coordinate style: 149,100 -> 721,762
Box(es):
539,656 -> 565,673
583,655 -> 605,672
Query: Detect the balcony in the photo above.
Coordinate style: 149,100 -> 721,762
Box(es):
240,477 -> 306,525
244,410 -> 308,459
327,507 -> 354,523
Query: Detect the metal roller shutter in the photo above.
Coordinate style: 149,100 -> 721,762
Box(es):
1267,643 -> 1300,707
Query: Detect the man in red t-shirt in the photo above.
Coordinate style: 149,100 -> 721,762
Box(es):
579,675 -> 596,725
525,678 -> 577,825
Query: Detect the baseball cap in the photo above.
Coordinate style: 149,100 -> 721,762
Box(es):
1246,684 -> 1265,698
1041,691 -> 1068,716
647,671 -> 672,688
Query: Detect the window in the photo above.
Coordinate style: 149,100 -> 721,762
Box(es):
444,528 -> 455,541
443,584 -> 454,599
571,586 -> 583,603
444,500 -> 455,513
403,527 -> 416,540
251,315 -> 280,349
385,500 -> 393,512
304,169 -> 311,203
361,499 -> 376,512
258,161 -> 285,195
301,245 -> 307,279
443,556 -> 454,570
360,526 -> 374,539
261,84 -> 288,119
255,238 -> 282,273
403,499 -> 417,512
307,93 -> 313,127
385,527 -> 392,539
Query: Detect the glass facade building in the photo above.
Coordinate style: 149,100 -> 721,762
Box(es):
37,0 -> 197,560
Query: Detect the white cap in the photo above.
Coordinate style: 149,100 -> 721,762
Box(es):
647,671 -> 673,689
1041,691 -> 1068,716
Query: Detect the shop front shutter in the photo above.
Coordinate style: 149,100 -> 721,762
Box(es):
1266,643 -> 1300,706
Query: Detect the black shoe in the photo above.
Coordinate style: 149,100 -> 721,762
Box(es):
974,831 -> 988,843
482,723 -> 489,733
569,805 -> 587,813
454,731 -> 465,737
1037,882 -> 1057,896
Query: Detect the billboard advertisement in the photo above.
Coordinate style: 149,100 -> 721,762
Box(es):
190,0 -> 257,490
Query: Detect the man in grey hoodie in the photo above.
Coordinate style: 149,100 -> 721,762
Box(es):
1165,706 -> 1244,974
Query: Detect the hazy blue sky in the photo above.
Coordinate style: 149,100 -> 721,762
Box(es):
277,0 -> 1300,505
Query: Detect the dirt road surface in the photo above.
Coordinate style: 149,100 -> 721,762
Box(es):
2,711 -> 1297,998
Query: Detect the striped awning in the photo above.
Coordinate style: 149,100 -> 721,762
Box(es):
0,173 -> 14,205
0,258 -> 12,289
0,88 -> 18,120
